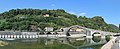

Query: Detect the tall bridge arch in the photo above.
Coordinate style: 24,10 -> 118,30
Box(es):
63,25 -> 91,36
62,25 -> 114,38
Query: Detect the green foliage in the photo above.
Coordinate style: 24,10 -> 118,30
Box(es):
0,9 -> 119,32
105,35 -> 111,42
92,36 -> 101,43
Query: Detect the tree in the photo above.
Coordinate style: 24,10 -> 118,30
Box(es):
0,9 -> 119,32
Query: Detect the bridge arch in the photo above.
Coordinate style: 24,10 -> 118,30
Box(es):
90,30 -> 113,39
64,25 -> 90,36
92,32 -> 101,36
91,32 -> 102,42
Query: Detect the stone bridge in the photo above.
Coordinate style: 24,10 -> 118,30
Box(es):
61,25 -> 117,38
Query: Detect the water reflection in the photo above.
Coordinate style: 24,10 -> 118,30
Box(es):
0,37 -> 107,49
105,35 -> 111,42
92,36 -> 101,43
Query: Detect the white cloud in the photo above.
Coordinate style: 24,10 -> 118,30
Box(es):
68,11 -> 87,17
78,12 -> 87,16
68,11 -> 76,15
115,24 -> 119,27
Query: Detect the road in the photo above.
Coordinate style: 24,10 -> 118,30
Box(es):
111,37 -> 120,49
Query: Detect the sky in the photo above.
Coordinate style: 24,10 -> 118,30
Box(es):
0,0 -> 120,26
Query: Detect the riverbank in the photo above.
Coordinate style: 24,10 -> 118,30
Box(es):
101,37 -> 117,49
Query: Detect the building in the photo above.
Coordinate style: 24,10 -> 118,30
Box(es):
44,27 -> 53,32
60,27 -> 82,32
76,29 -> 84,32
43,14 -> 49,17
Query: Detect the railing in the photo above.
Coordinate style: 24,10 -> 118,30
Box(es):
0,35 -> 39,39
0,34 -> 85,39
0,34 -> 66,39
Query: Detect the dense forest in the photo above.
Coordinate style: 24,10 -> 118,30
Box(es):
0,9 -> 119,32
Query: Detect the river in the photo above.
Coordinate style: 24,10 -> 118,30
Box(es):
0,37 -> 108,49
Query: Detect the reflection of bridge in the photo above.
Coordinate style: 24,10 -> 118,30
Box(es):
59,38 -> 107,49
60,25 -> 119,38
0,37 -> 107,49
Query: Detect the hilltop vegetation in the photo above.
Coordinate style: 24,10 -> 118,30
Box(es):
0,9 -> 119,32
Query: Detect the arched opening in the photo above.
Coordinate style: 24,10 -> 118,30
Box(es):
46,32 -> 52,34
53,32 -> 58,35
92,32 -> 101,36
92,32 -> 101,43
66,26 -> 89,37
105,35 -> 111,42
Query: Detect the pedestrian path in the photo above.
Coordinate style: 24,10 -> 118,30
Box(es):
101,37 -> 117,49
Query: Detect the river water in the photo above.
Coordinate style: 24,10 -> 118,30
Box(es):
0,37 -> 108,49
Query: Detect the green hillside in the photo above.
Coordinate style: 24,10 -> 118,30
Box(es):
0,9 -> 119,32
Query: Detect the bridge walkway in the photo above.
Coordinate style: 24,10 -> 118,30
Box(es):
101,37 -> 117,49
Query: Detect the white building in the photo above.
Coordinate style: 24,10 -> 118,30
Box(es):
43,14 -> 49,17
44,27 -> 53,32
